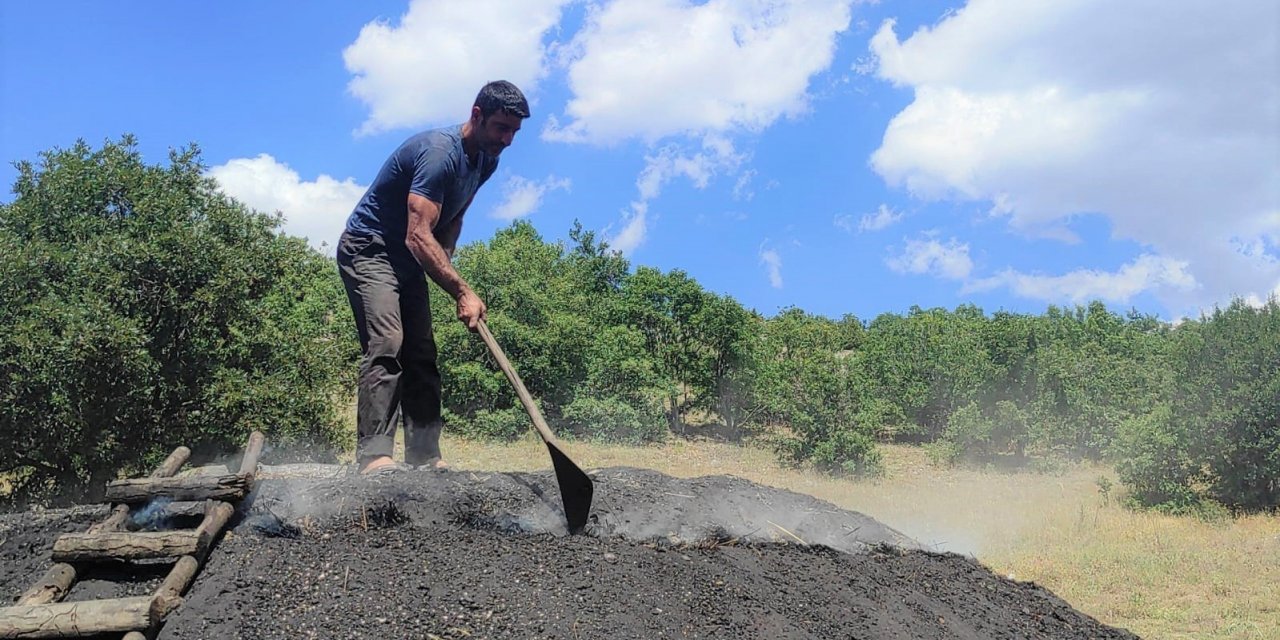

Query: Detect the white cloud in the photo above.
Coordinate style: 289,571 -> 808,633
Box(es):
759,245 -> 784,288
868,0 -> 1280,313
207,155 -> 366,252
833,214 -> 857,233
492,174 -> 571,221
887,236 -> 972,280
733,169 -> 758,201
545,0 -> 856,144
964,254 -> 1198,305
858,203 -> 903,231
343,0 -> 571,135
604,134 -> 747,255
636,135 -> 745,200
609,201 -> 649,255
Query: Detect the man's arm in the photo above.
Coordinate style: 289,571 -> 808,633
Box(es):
434,196 -> 470,260
406,193 -> 485,329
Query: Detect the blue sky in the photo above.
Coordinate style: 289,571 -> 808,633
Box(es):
2,1 -> 1277,321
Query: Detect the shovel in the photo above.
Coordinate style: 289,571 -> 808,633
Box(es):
476,318 -> 594,534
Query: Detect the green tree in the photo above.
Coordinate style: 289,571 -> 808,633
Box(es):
747,309 -> 882,475
860,305 -> 994,441
0,137 -> 354,505
1115,299 -> 1279,511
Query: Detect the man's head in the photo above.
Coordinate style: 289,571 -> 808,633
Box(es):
469,81 -> 528,157
474,80 -> 529,120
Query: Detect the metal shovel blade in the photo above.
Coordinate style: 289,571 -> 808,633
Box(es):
546,440 -> 594,534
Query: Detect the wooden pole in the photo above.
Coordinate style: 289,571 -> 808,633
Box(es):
154,556 -> 200,602
13,564 -> 76,608
193,500 -> 236,547
103,473 -> 250,504
51,531 -> 202,563
238,431 -> 266,479
152,446 -> 194,478
0,596 -> 157,638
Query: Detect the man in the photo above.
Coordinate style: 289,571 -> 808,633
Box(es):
338,80 -> 528,475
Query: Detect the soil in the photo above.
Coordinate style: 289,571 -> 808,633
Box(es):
1,466 -> 1139,639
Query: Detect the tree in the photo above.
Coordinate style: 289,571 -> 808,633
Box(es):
860,306 -> 993,441
746,309 -> 882,475
1115,299 -> 1280,511
0,137 -> 354,505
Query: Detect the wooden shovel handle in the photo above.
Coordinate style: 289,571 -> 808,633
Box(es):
476,318 -> 560,446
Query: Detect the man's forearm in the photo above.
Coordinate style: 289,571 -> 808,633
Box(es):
407,232 -> 470,300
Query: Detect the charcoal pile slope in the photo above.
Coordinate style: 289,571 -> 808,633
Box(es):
2,466 -> 1138,639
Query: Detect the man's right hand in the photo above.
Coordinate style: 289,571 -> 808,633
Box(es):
456,289 -> 487,331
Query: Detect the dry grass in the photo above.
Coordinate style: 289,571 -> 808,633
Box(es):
428,432 -> 1280,640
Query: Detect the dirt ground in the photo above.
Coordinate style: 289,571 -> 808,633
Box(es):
1,466 -> 1139,639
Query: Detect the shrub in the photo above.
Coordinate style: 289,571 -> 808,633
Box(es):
810,428 -> 882,476
0,137 -> 354,505
453,407 -> 530,441
942,400 -> 1030,462
562,395 -> 666,444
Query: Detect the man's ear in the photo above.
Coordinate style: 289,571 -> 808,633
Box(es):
470,106 -> 483,124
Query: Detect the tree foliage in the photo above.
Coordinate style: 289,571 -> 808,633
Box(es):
0,137 -> 353,504
1114,300 -> 1279,512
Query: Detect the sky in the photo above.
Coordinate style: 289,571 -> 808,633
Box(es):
2,0 -> 1277,322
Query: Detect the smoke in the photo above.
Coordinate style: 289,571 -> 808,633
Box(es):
221,465 -> 926,557
586,469 -> 919,553
129,497 -> 174,530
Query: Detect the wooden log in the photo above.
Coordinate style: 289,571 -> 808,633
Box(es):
194,500 -> 236,542
14,564 -> 76,607
238,431 -> 266,478
51,531 -> 201,563
103,473 -> 250,504
19,449 -> 191,606
0,595 -> 156,638
152,446 -> 193,478
156,555 -> 200,601
88,508 -> 130,535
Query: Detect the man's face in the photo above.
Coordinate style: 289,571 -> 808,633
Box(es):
475,110 -> 522,157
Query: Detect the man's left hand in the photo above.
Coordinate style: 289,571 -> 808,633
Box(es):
456,289 -> 487,331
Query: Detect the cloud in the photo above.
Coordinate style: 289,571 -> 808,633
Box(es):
603,134 -> 747,255
545,0 -> 857,144
733,169 -> 758,201
964,254 -> 1198,305
207,154 -> 366,252
858,203 -> 903,231
343,0 -> 572,135
833,214 -> 857,233
636,135 -> 745,200
887,236 -> 972,280
867,0 -> 1280,313
759,245 -> 784,288
609,201 -> 649,255
492,174 -> 571,221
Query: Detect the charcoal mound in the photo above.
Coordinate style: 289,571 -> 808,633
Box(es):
1,466 -> 1138,639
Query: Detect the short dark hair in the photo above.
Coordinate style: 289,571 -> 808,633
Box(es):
474,80 -> 530,120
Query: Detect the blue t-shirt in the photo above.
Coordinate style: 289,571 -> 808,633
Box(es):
344,124 -> 497,247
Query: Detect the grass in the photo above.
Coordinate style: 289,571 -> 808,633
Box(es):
421,431 -> 1280,640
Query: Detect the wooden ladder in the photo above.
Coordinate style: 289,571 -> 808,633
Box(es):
0,431 -> 266,639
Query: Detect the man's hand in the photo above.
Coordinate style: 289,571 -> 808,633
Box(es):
456,289 -> 487,331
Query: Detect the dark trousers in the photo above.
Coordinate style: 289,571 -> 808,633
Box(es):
337,231 -> 443,465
